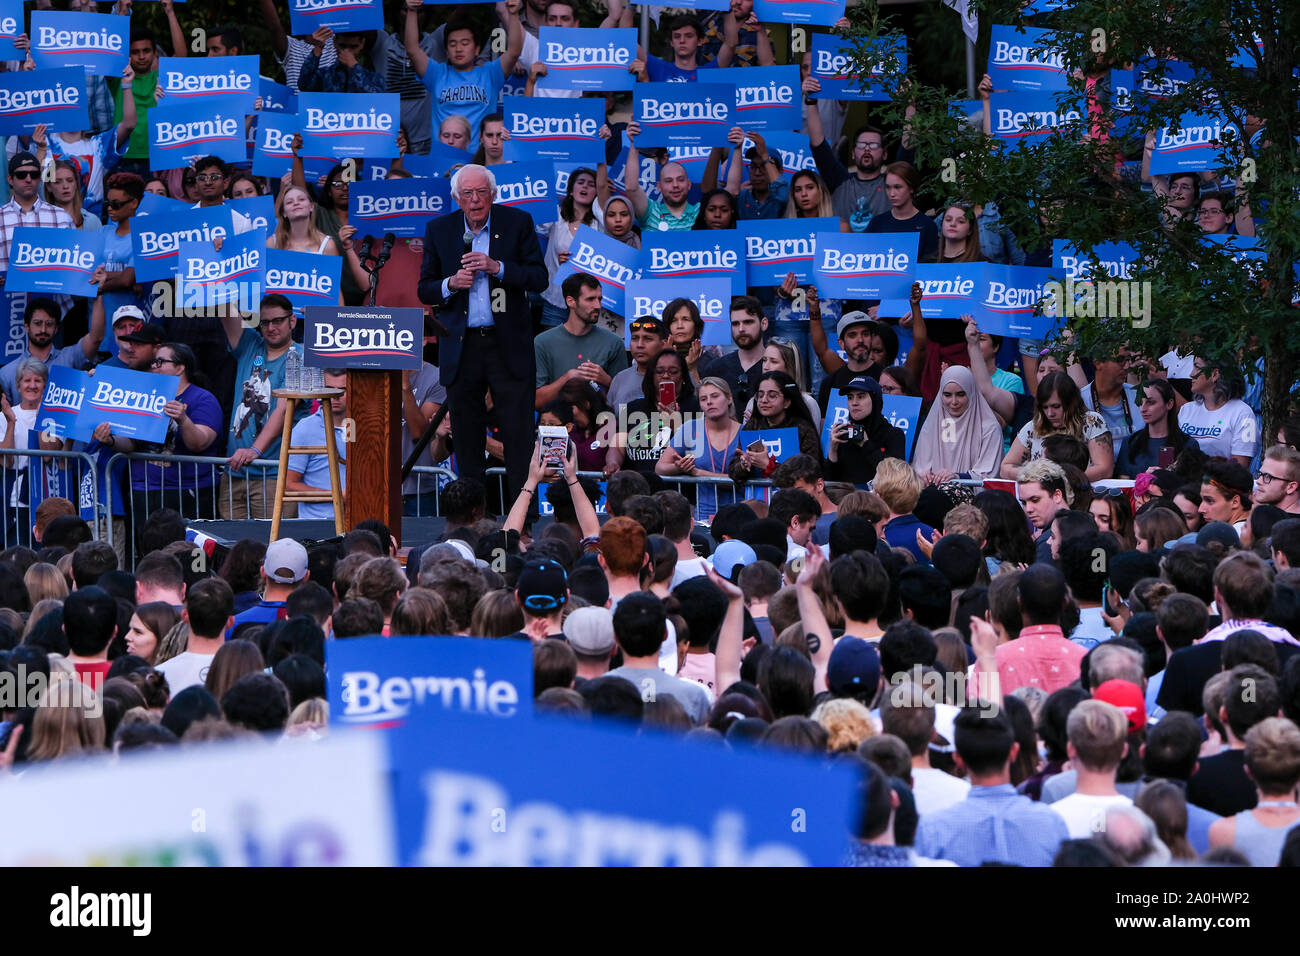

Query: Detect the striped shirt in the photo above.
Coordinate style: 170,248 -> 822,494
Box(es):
641,200 -> 698,232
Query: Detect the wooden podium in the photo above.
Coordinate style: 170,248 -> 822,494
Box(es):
343,369 -> 402,540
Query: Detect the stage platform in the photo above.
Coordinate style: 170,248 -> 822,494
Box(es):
189,517 -> 450,550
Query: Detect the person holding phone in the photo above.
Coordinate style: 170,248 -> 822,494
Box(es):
1115,380 -> 1199,478
728,371 -> 823,482
610,349 -> 700,477
826,375 -> 904,486
658,377 -> 743,520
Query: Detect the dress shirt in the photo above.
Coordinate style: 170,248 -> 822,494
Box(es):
441,214 -> 507,328
914,784 -> 1069,867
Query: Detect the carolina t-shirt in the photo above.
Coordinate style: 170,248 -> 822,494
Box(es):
1178,398 -> 1258,460
421,60 -> 505,151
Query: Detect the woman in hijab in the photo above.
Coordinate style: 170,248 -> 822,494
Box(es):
826,374 -> 904,485
913,365 -> 1004,483
603,195 -> 641,249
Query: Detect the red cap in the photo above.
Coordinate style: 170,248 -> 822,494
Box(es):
1093,680 -> 1146,733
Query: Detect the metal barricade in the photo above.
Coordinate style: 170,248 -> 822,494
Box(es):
481,466 -> 774,518
0,447 -> 103,551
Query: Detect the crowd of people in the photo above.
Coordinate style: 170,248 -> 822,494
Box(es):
0,0 -> 1295,868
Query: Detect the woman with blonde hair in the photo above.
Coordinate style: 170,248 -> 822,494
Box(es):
268,184 -> 340,255
811,698 -> 877,754
28,676 -> 105,761
24,563 -> 67,605
658,376 -> 744,520
783,169 -> 841,222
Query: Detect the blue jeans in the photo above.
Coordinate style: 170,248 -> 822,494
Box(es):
540,300 -> 568,328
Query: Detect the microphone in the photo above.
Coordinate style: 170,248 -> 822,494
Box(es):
357,234 -> 375,263
377,232 -> 396,266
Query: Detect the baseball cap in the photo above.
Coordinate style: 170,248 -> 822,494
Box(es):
563,606 -> 615,656
827,636 -> 882,697
711,540 -> 756,583
1196,521 -> 1241,551
515,559 -> 568,612
838,375 -> 881,396
1092,679 -> 1146,733
121,323 -> 165,345
8,152 -> 38,175
264,538 -> 309,584
112,304 -> 146,326
835,311 -> 872,340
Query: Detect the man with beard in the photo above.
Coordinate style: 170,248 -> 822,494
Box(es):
534,273 -> 629,409
0,297 -> 104,403
625,128 -> 698,231
702,297 -> 768,416
97,306 -> 162,372
803,113 -> 893,232
813,311 -> 885,413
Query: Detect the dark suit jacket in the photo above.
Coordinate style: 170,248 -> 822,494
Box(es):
417,204 -> 548,386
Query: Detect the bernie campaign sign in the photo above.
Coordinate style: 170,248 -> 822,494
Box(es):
260,76 -> 298,114
1149,114 -> 1238,174
813,232 -> 917,300
642,230 -> 746,296
809,33 -> 905,101
987,25 -> 1070,93
5,228 -> 104,298
0,68 -> 89,136
1051,240 -> 1139,283
30,11 -> 128,77
976,264 -> 1057,339
73,366 -> 179,444
988,91 -> 1085,150
761,131 -> 817,173
265,247 -> 342,314
252,112 -> 300,179
719,65 -> 801,132
504,96 -> 605,164
877,262 -> 980,320
327,635 -> 532,729
403,144 -> 473,178
228,195 -> 275,234
0,0 -> 22,60
289,0 -> 385,34
822,391 -> 922,460
492,161 -> 557,225
536,27 -> 637,92
625,278 -> 731,347
299,92 -> 399,159
349,177 -> 451,239
130,205 -> 235,282
388,710 -> 860,865
135,191 -> 191,217
634,83 -> 734,148
1134,58 -> 1197,103
149,102 -> 247,170
158,56 -> 260,114
304,306 -> 422,371
37,365 -> 88,442
752,0 -> 846,27
555,225 -> 640,316
750,427 -> 801,464
176,228 -> 267,309
742,217 -> 837,287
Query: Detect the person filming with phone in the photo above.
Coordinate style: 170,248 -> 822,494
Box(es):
826,375 -> 904,485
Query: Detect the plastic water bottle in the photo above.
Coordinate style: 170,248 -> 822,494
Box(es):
284,348 -> 301,391
308,363 -> 324,392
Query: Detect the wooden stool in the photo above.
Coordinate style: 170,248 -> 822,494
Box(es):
270,388 -> 346,541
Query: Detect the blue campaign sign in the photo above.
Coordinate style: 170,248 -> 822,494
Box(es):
642,230 -> 745,296
625,278 -> 731,347
987,24 -> 1070,93
752,0 -> 845,26
326,635 -> 532,729
538,480 -> 607,517
634,83 -> 734,148
74,366 -> 179,443
299,92 -> 400,159
130,205 -> 235,282
227,195 -> 275,234
1051,239 -> 1139,282
252,112 -> 300,179
503,96 -> 604,164
266,247 -> 342,314
0,69 -> 90,136
977,264 -> 1055,339
741,217 -> 837,287
1149,114 -> 1237,174
135,191 -> 191,217
556,225 -> 641,316
720,65 -> 801,132
349,177 -> 451,239
1134,58 -> 1197,103
909,262 -> 981,319
492,161 -> 556,226
5,227 -> 104,298
403,143 -> 473,178
37,365 -> 89,442
260,77 -> 298,114
176,228 -> 267,309
988,91 -> 1084,150
1108,69 -> 1135,138
751,427 -> 801,463
388,709 -> 859,865
762,131 -> 817,173
289,0 -> 384,34
821,391 -> 922,460
536,27 -> 637,92
0,0 -> 23,60
810,33 -> 905,101
158,56 -> 260,113
304,306 -> 423,371
813,231 -> 917,300
30,12 -> 128,77
149,101 -> 247,170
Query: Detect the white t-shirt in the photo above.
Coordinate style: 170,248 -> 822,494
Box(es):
670,556 -> 709,590
910,766 -> 971,817
1178,398 -> 1258,461
1051,791 -> 1132,839
156,651 -> 217,695
0,406 -> 38,508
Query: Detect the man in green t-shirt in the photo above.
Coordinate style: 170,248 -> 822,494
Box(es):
534,273 -> 629,409
108,30 -> 164,175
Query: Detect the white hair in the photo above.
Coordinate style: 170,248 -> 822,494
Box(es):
450,164 -> 497,197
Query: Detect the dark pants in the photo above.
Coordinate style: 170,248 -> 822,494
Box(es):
447,329 -> 534,512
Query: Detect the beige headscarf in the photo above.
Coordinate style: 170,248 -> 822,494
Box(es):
912,365 -> 1004,479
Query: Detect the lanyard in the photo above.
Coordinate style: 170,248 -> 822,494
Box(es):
1092,380 -> 1133,433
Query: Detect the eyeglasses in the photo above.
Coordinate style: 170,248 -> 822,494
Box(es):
459,187 -> 492,199
854,141 -> 884,151
10,170 -> 38,180
105,198 -> 133,210
151,357 -> 178,368
195,173 -> 224,183
1255,470 -> 1288,485
260,314 -> 292,326
327,181 -> 348,189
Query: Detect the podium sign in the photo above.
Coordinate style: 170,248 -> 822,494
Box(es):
303,306 -> 423,371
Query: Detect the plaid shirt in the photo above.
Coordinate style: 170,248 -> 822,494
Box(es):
0,199 -> 76,311
298,53 -> 387,93
87,75 -> 114,134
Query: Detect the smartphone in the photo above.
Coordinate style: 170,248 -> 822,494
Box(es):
1102,583 -> 1120,616
538,425 -> 569,469
747,438 -> 767,453
1158,446 -> 1175,468
658,380 -> 677,406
